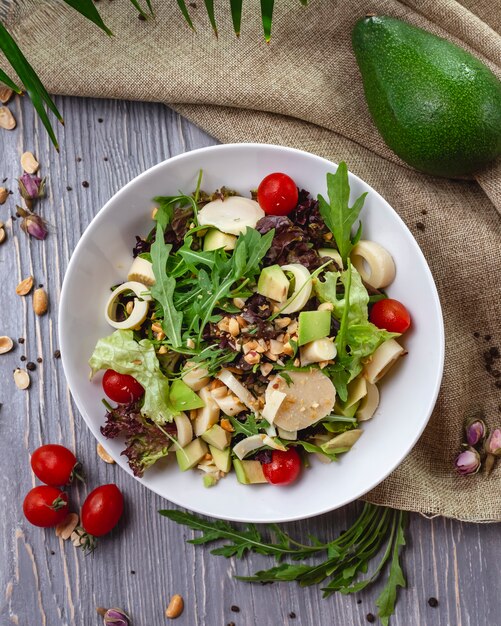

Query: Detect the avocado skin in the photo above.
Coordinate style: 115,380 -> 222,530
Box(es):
352,16 -> 501,177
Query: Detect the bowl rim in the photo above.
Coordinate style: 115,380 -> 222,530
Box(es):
59,142 -> 445,522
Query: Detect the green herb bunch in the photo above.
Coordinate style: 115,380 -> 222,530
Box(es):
0,0 -> 308,149
160,503 -> 407,625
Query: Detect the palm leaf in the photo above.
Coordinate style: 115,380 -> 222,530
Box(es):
0,22 -> 62,149
176,0 -> 195,30
229,0 -> 243,36
203,0 -> 218,36
62,0 -> 113,36
260,0 -> 274,42
0,68 -> 22,93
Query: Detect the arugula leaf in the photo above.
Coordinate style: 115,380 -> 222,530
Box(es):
89,330 -> 175,423
151,223 -> 183,347
376,512 -> 407,625
161,503 -> 408,624
229,414 -> 260,437
317,162 -> 367,265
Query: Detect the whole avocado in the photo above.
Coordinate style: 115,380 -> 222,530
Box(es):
352,15 -> 501,177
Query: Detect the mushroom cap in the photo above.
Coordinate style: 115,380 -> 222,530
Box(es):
270,369 -> 336,431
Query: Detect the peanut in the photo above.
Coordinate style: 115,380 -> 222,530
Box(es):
165,594 -> 184,619
55,513 -> 79,540
0,228 -> 5,244
33,288 -> 48,315
220,418 -> 235,433
14,368 -> 30,389
16,276 -> 34,296
96,443 -> 115,464
0,187 -> 8,204
0,106 -> 16,130
21,151 -> 40,174
0,86 -> 13,104
0,336 -> 14,354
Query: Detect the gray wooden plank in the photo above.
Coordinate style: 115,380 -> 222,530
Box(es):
1,93 -> 500,626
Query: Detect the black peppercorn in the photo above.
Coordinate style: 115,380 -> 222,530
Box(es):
428,597 -> 439,608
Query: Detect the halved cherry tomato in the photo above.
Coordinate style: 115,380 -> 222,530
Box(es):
81,484 -> 124,537
102,369 -> 144,404
262,448 -> 301,485
23,486 -> 69,527
370,298 -> 411,334
257,172 -> 299,216
31,444 -> 81,486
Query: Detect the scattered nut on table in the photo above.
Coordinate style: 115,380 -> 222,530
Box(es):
21,151 -> 40,174
0,106 -> 16,130
33,288 -> 48,315
165,594 -> 184,619
55,513 -> 79,540
0,228 -> 6,245
97,443 -> 115,464
16,276 -> 34,296
0,187 -> 8,204
0,336 -> 14,354
0,86 -> 13,104
14,368 -> 30,390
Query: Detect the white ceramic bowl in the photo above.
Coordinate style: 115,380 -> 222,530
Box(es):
59,144 -> 444,523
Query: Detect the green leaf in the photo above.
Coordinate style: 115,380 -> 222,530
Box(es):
0,23 -> 63,149
376,512 -> 407,625
230,0 -> 243,35
229,414 -> 260,437
203,0 -> 218,36
317,162 -> 367,265
176,0 -> 195,30
260,0 -> 274,42
315,265 -> 369,325
128,0 -> 154,18
0,69 -> 22,93
89,330 -> 175,423
151,223 -> 183,347
62,0 -> 113,36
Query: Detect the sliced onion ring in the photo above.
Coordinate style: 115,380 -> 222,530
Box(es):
105,280 -> 152,330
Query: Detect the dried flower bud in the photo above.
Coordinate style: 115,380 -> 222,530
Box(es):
485,428 -> 501,457
103,608 -> 130,626
454,447 -> 481,476
18,173 -> 45,201
465,418 -> 487,447
20,212 -> 48,240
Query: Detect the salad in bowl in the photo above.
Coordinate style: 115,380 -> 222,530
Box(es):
89,163 -> 411,489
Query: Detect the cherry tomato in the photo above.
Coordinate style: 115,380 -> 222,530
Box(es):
262,448 -> 302,485
369,298 -> 411,334
31,444 -> 80,486
23,486 -> 69,527
257,172 -> 299,216
81,484 -> 124,537
102,369 -> 144,404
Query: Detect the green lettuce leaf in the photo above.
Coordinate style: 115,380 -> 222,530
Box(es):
89,329 -> 176,423
314,266 -> 368,324
343,323 -> 397,381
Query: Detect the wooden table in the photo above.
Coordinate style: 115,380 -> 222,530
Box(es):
1,94 -> 499,626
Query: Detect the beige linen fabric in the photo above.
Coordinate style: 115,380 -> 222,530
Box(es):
2,0 -> 500,520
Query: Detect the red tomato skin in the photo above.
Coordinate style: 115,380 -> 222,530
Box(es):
23,486 -> 69,527
102,369 -> 144,404
262,448 -> 302,485
257,173 -> 299,216
369,298 -> 411,334
31,444 -> 78,486
81,484 -> 124,537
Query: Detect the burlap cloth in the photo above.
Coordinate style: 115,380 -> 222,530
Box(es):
2,0 -> 500,521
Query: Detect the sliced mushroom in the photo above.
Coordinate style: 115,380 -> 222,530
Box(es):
350,240 -> 396,289
270,370 -> 336,432
363,339 -> 406,384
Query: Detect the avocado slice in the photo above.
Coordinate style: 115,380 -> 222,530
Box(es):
203,228 -> 237,251
169,379 -> 205,412
257,265 -> 290,303
176,438 -> 208,471
201,424 -> 231,451
352,16 -> 501,177
334,398 -> 360,418
298,310 -> 331,346
210,446 -> 232,473
233,459 -> 267,484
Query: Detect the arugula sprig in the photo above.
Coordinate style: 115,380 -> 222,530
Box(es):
159,504 -> 407,623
